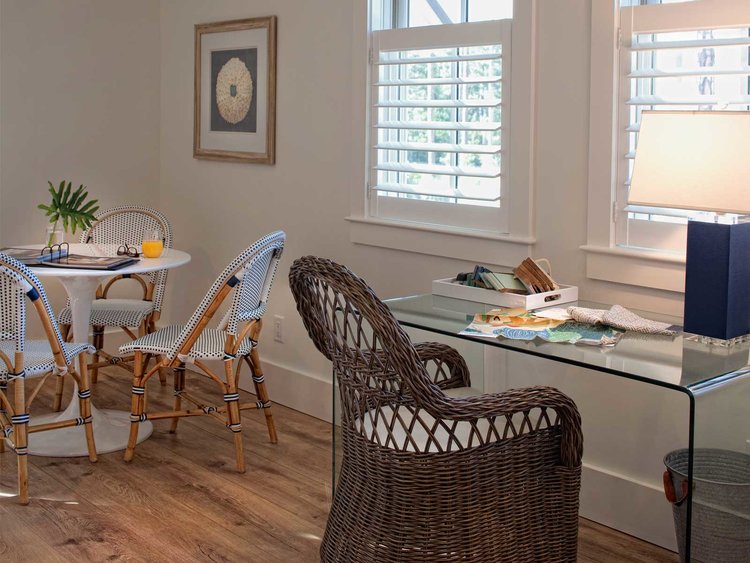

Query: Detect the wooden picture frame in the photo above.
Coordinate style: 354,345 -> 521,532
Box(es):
194,16 -> 277,164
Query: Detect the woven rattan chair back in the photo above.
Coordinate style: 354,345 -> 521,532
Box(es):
0,253 -> 97,504
289,256 -> 434,424
0,260 -> 28,353
218,232 -> 285,336
290,256 -> 583,563
0,254 -> 67,361
169,230 -> 285,360
82,205 -> 173,312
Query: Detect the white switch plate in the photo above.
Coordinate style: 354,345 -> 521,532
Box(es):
273,315 -> 284,343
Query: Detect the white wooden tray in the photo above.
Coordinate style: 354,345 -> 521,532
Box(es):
432,277 -> 579,310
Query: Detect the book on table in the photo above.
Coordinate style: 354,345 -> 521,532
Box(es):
1,246 -> 69,265
38,254 -> 138,270
1,246 -> 136,270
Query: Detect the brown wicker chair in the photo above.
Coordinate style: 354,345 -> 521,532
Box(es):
289,256 -> 583,563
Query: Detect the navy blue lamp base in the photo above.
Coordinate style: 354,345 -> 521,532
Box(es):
683,221 -> 750,340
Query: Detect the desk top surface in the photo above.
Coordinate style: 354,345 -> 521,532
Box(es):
385,294 -> 750,394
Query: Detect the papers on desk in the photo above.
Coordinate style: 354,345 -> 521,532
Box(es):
460,308 -> 622,346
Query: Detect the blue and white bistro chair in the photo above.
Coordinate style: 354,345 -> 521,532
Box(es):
0,253 -> 96,504
120,231 -> 285,472
57,205 -> 174,393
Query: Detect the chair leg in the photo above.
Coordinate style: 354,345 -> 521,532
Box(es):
124,351 -> 145,463
144,318 -> 168,386
54,325 -> 72,410
0,383 -> 6,454
92,326 -> 104,384
142,353 -> 152,413
13,378 -> 29,505
77,354 -> 97,463
53,375 -> 65,412
248,348 -> 277,444
224,360 -> 245,474
169,362 -> 185,434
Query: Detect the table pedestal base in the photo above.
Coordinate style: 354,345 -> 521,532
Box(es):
26,404 -> 153,457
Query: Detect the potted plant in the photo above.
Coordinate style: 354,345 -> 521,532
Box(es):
39,181 -> 99,246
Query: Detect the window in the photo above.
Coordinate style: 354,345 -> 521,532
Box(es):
616,1 -> 750,252
350,1 -> 535,265
585,0 -> 750,291
369,20 -> 509,232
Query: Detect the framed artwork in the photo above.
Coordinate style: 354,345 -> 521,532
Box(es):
194,16 -> 277,164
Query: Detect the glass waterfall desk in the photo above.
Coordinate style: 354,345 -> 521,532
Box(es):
367,294 -> 750,562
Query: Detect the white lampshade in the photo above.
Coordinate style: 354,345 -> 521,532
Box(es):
628,110 -> 750,215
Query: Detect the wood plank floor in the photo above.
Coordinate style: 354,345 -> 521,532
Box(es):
0,366 -> 677,562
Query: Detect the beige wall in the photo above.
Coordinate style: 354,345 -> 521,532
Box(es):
160,0 -> 362,385
0,0 -> 161,248
0,0 -> 161,318
159,0 -> 685,409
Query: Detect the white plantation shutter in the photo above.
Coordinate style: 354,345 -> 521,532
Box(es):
615,1 -> 750,250
369,20 -> 511,232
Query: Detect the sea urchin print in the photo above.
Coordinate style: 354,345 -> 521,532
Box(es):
215,57 -> 253,124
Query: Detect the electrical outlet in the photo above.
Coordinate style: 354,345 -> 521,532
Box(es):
273,315 -> 284,343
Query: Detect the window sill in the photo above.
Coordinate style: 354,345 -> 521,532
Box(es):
348,216 -> 535,267
581,245 -> 685,293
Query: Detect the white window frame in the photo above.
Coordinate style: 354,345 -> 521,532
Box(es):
584,0 -> 750,292
348,0 -> 536,266
369,21 -> 509,233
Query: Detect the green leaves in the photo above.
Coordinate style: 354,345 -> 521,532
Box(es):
38,180 -> 99,235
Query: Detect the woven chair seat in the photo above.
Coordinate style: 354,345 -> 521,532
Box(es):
59,299 -> 155,328
0,340 -> 94,380
119,324 -> 254,360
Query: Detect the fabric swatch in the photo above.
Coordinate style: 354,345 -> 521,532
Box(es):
567,304 -> 677,336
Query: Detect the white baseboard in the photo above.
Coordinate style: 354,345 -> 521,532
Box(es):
258,358 -> 333,423
581,462 -> 676,551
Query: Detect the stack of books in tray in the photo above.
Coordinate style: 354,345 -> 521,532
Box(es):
432,257 -> 578,310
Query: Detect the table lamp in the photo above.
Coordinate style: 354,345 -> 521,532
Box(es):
628,110 -> 750,341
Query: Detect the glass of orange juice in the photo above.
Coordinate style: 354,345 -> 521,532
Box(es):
142,229 -> 164,258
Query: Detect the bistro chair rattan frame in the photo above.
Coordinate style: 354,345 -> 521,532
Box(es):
57,205 -> 174,398
119,231 -> 285,472
289,256 -> 583,563
0,253 -> 97,504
